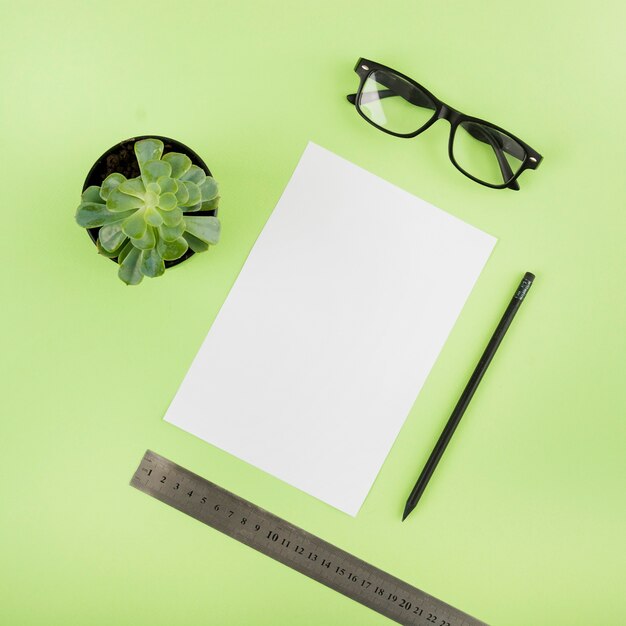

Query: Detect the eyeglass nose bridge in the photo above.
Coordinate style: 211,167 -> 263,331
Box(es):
436,103 -> 462,125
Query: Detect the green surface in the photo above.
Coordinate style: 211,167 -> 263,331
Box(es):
1,1 -> 624,624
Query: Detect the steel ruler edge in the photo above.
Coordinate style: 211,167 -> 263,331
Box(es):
130,450 -> 488,626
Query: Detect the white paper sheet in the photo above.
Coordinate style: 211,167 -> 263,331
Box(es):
165,142 -> 496,515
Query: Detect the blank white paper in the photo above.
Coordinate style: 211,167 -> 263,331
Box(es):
164,142 -> 496,515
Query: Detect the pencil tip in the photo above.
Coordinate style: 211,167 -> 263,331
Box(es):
402,505 -> 412,522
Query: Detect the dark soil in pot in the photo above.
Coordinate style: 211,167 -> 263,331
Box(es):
82,134 -> 218,268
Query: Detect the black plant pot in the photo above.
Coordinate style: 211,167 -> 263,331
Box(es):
82,135 -> 218,268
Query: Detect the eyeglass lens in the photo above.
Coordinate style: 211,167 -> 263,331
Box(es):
452,122 -> 527,186
358,70 -> 436,135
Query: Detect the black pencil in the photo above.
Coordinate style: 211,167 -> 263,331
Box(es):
402,272 -> 535,521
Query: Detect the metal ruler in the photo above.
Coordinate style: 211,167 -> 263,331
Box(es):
130,450 -> 488,626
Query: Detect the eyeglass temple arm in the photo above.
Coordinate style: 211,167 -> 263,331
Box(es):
347,90 -> 520,190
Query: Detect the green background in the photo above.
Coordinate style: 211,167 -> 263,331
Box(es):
1,1 -> 624,624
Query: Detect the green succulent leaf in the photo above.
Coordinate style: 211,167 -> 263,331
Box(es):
106,188 -> 144,212
141,248 -> 165,278
97,237 -> 128,258
159,221 -> 185,241
163,152 -> 192,179
174,181 -> 189,205
159,206 -> 183,227
141,159 -> 172,185
183,232 -> 209,253
122,208 -> 147,239
180,181 -> 201,207
118,247 -> 144,285
99,220 -> 127,252
145,206 -> 163,226
201,197 -> 220,211
134,139 -> 164,169
199,177 -> 219,202
117,240 -> 134,265
82,185 -> 103,203
183,216 -> 221,245
158,192 -> 177,211
100,173 -> 126,200
118,177 -> 146,199
131,225 -> 156,250
76,202 -> 132,228
157,176 -> 178,194
182,202 -> 203,213
180,164 -> 206,186
157,236 -> 188,261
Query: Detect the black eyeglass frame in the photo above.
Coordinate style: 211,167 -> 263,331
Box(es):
347,58 -> 543,190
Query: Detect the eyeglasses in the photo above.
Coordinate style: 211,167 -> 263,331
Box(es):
347,58 -> 543,190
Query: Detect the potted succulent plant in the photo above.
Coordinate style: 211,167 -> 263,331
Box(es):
75,136 -> 220,285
